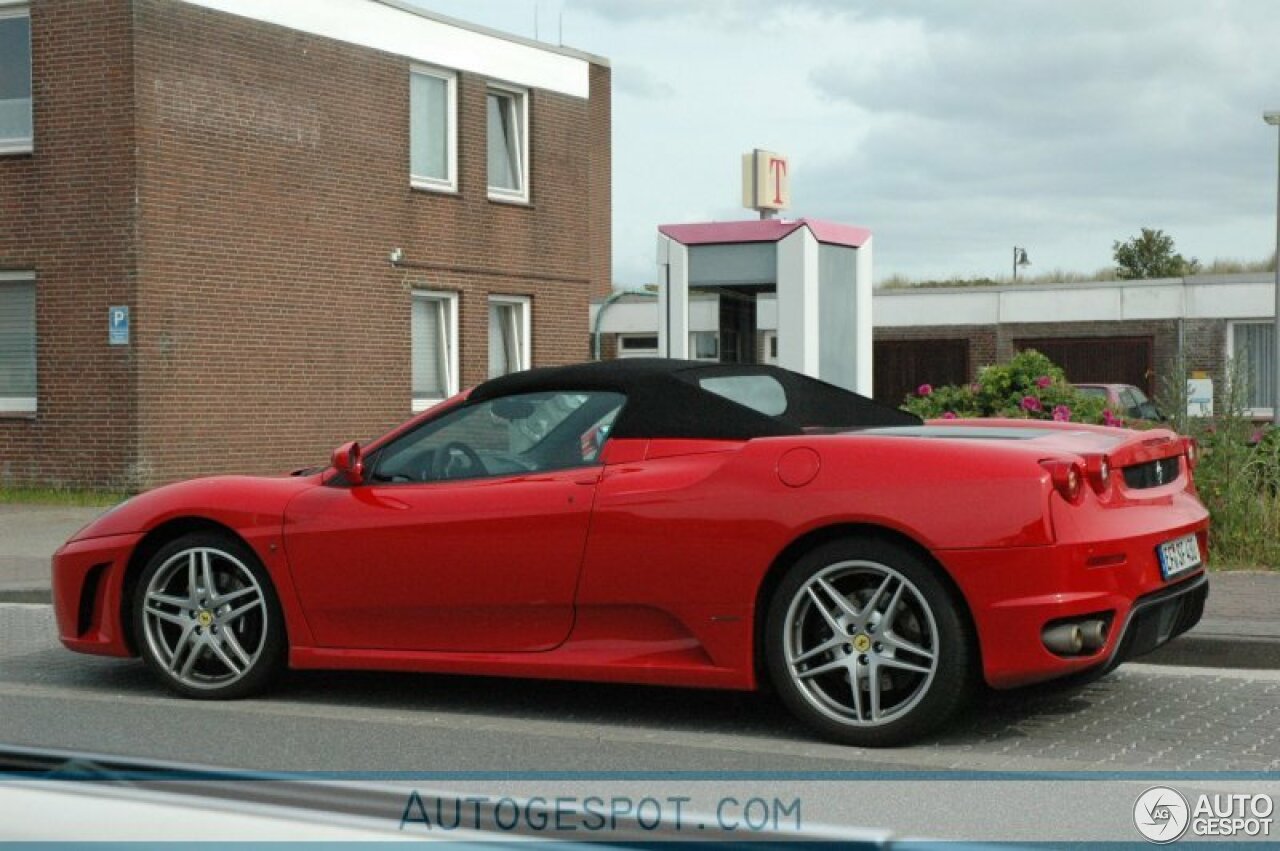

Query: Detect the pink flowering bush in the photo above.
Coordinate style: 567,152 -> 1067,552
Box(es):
901,349 -> 1111,425
1102,409 -> 1125,428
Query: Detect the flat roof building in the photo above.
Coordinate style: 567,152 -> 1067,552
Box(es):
0,0 -> 611,488
593,272 -> 1279,418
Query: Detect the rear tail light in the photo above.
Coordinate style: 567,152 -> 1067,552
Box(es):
1083,454 -> 1112,494
1183,437 -> 1199,471
1041,459 -> 1085,503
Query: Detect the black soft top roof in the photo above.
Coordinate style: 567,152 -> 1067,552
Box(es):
470,359 -> 920,440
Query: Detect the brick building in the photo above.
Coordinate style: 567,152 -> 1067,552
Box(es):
871,274 -> 1273,416
0,0 -> 611,489
592,273 -> 1278,417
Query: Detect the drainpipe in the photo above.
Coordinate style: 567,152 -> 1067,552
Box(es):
592,289 -> 657,361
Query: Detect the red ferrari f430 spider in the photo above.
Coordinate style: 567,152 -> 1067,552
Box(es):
53,360 -> 1208,745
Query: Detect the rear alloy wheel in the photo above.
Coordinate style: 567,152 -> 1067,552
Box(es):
133,533 -> 285,699
766,538 -> 974,746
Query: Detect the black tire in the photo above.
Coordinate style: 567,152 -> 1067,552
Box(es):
764,537 -> 975,746
132,531 -> 286,700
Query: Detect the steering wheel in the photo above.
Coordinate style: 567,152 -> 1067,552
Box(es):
429,441 -> 485,481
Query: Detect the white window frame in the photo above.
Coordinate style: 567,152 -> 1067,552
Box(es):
488,294 -> 532,377
0,269 -> 36,415
409,66 -> 458,193
486,82 -> 530,204
411,290 -> 459,413
1227,319 -> 1275,419
0,4 -> 33,155
617,334 -> 659,359
762,331 -> 778,365
689,330 -> 720,362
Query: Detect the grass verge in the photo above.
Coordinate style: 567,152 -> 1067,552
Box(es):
0,487 -> 129,507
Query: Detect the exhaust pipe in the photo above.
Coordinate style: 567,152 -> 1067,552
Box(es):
1079,619 -> 1108,652
1042,623 -> 1084,655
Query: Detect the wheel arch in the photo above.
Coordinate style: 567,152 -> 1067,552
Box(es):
752,522 -> 981,690
118,516 -> 255,655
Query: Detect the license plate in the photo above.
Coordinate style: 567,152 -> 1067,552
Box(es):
1158,534 -> 1201,579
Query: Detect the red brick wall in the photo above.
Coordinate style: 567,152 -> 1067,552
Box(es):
587,63 -> 611,300
0,0 -> 139,489
0,0 -> 610,488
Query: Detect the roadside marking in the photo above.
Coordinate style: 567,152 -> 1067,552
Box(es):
1126,662 -> 1280,681
0,602 -> 53,611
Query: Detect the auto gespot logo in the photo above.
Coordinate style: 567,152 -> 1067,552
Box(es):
1134,786 -> 1274,842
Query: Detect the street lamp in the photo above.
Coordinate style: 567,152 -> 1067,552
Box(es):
1012,246 -> 1031,282
1266,111 -> 1280,425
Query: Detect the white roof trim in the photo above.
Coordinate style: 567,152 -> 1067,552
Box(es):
178,0 -> 595,98
594,274 -> 1280,334
875,274 -> 1277,327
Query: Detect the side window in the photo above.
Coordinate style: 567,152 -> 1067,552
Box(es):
1126,387 -> 1160,420
370,391 -> 624,484
699,374 -> 787,416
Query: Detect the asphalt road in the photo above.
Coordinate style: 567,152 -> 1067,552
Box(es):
2,602 -> 1278,774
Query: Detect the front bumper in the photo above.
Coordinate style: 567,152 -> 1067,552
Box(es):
51,532 -> 142,657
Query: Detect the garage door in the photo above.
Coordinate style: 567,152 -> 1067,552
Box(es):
874,339 -> 970,406
1014,337 -> 1154,394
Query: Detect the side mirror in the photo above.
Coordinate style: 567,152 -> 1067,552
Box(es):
331,440 -> 364,485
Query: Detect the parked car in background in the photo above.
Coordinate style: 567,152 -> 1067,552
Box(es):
1074,383 -> 1165,422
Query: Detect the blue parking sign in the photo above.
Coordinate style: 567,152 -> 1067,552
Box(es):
108,306 -> 129,346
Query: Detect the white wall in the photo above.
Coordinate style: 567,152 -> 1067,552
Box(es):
875,275 -> 1277,327
179,0 -> 594,98
775,227 -> 821,377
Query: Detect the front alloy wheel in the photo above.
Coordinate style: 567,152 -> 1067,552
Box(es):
766,539 -> 974,746
134,533 -> 285,699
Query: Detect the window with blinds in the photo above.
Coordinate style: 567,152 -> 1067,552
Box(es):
0,7 -> 32,153
411,292 -> 457,411
1232,321 -> 1276,414
0,275 -> 35,413
488,297 -> 529,378
409,67 -> 456,192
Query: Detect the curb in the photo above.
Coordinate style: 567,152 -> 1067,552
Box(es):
1136,633 -> 1280,671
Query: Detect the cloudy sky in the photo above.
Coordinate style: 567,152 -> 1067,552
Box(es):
410,0 -> 1280,286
